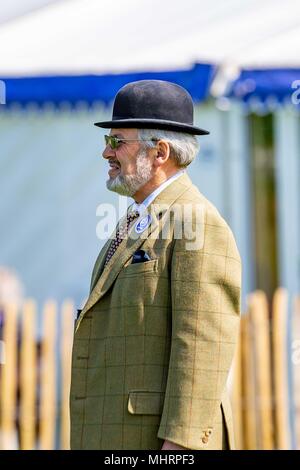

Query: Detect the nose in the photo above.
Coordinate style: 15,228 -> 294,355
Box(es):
102,143 -> 115,160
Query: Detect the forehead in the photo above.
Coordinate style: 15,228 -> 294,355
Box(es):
110,128 -> 138,138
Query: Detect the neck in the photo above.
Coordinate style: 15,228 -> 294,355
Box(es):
133,167 -> 181,204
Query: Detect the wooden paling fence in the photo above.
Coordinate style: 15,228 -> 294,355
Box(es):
0,299 -> 74,450
230,288 -> 300,450
0,289 -> 299,450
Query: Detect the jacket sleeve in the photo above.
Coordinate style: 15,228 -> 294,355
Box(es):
157,205 -> 241,449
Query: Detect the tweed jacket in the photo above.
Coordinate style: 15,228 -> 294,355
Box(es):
70,173 -> 241,450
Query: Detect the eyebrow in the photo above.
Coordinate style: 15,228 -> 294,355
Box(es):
110,133 -> 124,138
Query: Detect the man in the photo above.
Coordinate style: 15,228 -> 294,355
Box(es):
70,80 -> 241,450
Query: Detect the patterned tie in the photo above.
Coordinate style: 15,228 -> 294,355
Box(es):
104,210 -> 139,267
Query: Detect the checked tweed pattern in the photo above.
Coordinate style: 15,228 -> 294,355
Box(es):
104,210 -> 140,267
70,173 -> 241,450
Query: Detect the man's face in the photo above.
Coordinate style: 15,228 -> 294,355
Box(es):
102,128 -> 153,197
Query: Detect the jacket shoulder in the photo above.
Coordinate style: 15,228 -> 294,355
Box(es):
175,183 -> 241,263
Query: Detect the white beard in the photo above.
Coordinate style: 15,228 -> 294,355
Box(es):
106,148 -> 152,197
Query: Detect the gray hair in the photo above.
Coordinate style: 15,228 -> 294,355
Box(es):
137,129 -> 200,168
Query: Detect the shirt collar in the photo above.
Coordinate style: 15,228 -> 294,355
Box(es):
130,169 -> 185,215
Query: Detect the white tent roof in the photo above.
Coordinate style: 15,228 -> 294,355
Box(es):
0,0 -> 299,77
0,0 -> 59,25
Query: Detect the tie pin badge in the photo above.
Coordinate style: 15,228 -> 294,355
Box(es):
135,214 -> 152,234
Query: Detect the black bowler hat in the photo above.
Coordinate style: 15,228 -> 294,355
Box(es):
94,80 -> 209,135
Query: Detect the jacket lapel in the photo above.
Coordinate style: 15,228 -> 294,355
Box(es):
89,212 -> 127,292
75,172 -> 193,331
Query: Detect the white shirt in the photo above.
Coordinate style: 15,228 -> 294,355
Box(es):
130,170 -> 185,215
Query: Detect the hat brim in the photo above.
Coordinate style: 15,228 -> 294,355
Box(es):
94,118 -> 209,135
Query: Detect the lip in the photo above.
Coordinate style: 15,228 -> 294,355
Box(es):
108,160 -> 121,175
108,167 -> 120,177
108,160 -> 120,168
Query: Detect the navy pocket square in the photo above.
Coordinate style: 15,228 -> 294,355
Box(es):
76,309 -> 82,320
131,250 -> 151,264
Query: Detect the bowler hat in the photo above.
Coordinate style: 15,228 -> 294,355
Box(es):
94,80 -> 209,135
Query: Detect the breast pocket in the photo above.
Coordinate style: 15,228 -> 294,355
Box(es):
120,258 -> 158,277
113,259 -> 159,309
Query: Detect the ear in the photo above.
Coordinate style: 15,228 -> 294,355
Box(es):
153,140 -> 170,167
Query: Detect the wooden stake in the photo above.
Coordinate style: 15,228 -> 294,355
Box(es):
249,291 -> 274,449
230,321 -> 243,449
0,303 -> 19,449
292,295 -> 300,449
60,300 -> 74,450
39,300 -> 57,450
272,288 -> 290,449
241,308 -> 257,449
19,299 -> 37,450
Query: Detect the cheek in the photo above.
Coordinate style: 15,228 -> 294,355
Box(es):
116,142 -> 141,173
127,161 -> 138,174
118,156 -> 137,174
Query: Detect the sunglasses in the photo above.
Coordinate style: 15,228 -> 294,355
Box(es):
104,135 -> 157,149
